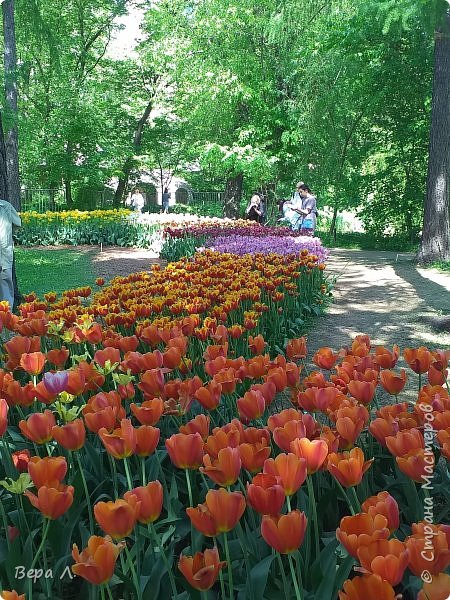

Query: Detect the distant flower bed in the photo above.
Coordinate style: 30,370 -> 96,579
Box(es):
16,210 -> 261,250
205,234 -> 328,262
160,222 -> 328,263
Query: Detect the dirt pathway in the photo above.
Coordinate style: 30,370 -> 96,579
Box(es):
307,248 -> 450,355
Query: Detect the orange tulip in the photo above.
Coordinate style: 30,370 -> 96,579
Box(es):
374,345 -> 400,369
418,572 -> 450,600
237,389 -> 266,422
286,337 -> 307,360
265,366 -> 287,393
361,491 -> 399,532
297,386 -> 340,412
347,380 -> 376,405
138,368 -> 165,398
0,591 -> 26,600
404,347 -> 433,374
327,447 -> 373,487
12,449 -> 31,472
124,481 -> 163,524
65,367 -> 87,396
46,347 -> 70,368
130,397 -> 164,426
52,419 -> 86,451
28,455 -> 67,488
98,419 -> 136,459
212,368 -> 238,394
405,522 -> 450,576
357,538 -> 409,586
179,414 -> 210,440
336,513 -> 390,558
239,439 -> 271,473
273,420 -> 306,453
248,334 -> 266,355
72,535 -> 124,585
19,410 -> 56,444
369,417 -> 399,447
94,498 -> 139,539
379,369 -> 407,395
385,428 -> 424,457
162,346 -> 182,370
290,438 -> 328,474
246,473 -> 285,516
165,432 -> 204,469
25,484 -> 74,519
396,448 -> 434,483
261,510 -> 307,554
312,347 -> 338,370
339,574 -> 396,600
334,405 -> 369,447
194,380 -> 222,411
93,347 -> 121,368
200,447 -> 242,487
178,547 -> 226,591
19,351 -> 46,375
263,453 -> 307,496
186,488 -> 246,536
267,408 -> 303,431
135,425 -> 160,457
428,363 -> 447,385
0,397 -> 8,436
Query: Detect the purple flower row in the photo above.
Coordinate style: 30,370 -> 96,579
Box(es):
165,224 -> 305,239
203,234 -> 329,262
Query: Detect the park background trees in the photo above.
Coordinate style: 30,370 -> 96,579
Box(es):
0,0 -> 448,260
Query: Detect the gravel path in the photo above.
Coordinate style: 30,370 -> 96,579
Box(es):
307,248 -> 450,354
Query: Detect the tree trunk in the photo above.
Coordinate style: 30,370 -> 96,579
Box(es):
114,99 -> 154,206
0,112 -> 8,199
328,204 -> 338,237
113,157 -> 133,207
223,173 -> 243,218
418,8 -> 450,263
65,179 -> 73,208
2,0 -> 20,210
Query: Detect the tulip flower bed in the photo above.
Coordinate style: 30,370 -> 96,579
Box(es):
16,210 -> 258,250
160,224 -> 327,263
1,255 -> 450,600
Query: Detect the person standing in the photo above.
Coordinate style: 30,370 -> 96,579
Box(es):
130,188 -> 145,213
297,184 -> 318,236
0,199 -> 21,309
282,181 -> 305,230
161,188 -> 170,214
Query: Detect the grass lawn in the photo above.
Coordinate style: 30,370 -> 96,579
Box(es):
430,260 -> 450,273
15,247 -> 96,297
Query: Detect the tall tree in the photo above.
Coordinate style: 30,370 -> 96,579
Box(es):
2,0 -> 20,209
418,5 -> 450,262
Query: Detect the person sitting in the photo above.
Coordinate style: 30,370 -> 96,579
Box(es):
245,194 -> 265,223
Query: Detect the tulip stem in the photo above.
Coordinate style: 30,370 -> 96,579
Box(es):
276,552 -> 289,597
286,495 -> 292,512
306,476 -> 320,559
124,543 -> 142,600
75,452 -> 94,534
201,592 -> 209,600
223,532 -> 233,600
105,583 -> 114,600
349,487 -> 361,513
108,455 -> 119,499
141,457 -> 146,486
287,553 -> 303,600
28,518 -> 51,600
100,586 -> 106,600
334,479 -> 356,516
123,457 -> 134,490
185,469 -> 194,506
0,495 -> 11,552
150,522 -> 178,598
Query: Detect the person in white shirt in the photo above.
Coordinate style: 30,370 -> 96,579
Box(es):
130,188 -> 145,213
0,199 -> 21,309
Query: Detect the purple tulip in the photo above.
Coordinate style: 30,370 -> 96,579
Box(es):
43,371 -> 69,395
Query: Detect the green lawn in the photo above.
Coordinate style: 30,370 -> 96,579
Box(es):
15,247 -> 96,297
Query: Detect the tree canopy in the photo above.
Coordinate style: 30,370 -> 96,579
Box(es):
1,0 -> 448,254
